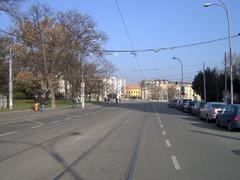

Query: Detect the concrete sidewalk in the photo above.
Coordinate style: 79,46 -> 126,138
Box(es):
0,103 -> 104,125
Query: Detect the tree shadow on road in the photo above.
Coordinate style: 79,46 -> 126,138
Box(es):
189,130 -> 240,141
232,150 -> 240,156
0,132 -> 84,180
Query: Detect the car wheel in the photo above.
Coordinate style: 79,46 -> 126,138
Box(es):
227,121 -> 233,131
206,114 -> 209,123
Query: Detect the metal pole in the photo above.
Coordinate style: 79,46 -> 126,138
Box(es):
9,46 -> 13,110
224,52 -> 228,100
203,63 -> 207,101
204,1 -> 233,103
81,70 -> 85,108
173,57 -> 183,99
219,0 -> 233,104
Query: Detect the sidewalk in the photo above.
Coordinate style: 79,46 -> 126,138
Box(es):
0,103 -> 103,125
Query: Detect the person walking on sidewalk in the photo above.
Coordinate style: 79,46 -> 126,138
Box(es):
39,95 -> 45,112
72,97 -> 77,108
34,95 -> 39,112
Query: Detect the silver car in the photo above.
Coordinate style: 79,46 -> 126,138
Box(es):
199,102 -> 226,122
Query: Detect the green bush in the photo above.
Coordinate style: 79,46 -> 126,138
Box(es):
13,91 -> 26,99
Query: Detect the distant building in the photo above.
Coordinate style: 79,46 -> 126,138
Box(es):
126,84 -> 141,99
103,76 -> 126,99
58,79 -> 71,98
141,79 -> 201,101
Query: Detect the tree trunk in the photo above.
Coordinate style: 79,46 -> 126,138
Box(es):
88,89 -> 92,102
50,86 -> 56,108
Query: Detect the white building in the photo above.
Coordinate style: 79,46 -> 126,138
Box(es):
103,76 -> 126,99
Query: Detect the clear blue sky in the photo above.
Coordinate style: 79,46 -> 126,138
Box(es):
1,0 -> 240,84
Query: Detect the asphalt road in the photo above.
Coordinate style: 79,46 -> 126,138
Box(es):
0,102 -> 240,180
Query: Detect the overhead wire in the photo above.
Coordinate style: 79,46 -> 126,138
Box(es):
114,0 -> 144,78
103,33 -> 240,53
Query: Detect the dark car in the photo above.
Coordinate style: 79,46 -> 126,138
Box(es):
216,104 -> 240,131
192,101 -> 206,117
183,100 -> 194,113
176,99 -> 182,110
179,99 -> 192,111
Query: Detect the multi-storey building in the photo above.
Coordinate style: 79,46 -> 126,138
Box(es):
103,76 -> 126,99
126,84 -> 141,99
141,79 -> 200,101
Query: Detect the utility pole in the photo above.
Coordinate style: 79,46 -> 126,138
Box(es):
81,70 -> 85,109
8,46 -> 13,110
203,63 -> 207,102
224,52 -> 228,102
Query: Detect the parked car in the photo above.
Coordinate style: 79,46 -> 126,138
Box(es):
176,99 -> 182,110
189,101 -> 197,114
192,101 -> 206,117
168,99 -> 177,108
216,104 -> 240,131
183,100 -> 194,113
179,99 -> 192,111
199,102 -> 226,122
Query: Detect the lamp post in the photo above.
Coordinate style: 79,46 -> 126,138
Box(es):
172,56 -> 184,99
203,0 -> 233,104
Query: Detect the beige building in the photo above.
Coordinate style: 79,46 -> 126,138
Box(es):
141,79 -> 200,101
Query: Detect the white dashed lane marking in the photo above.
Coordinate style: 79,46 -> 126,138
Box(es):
30,125 -> 42,129
162,130 -> 167,136
0,131 -> 18,137
165,139 -> 172,147
50,121 -> 59,124
160,124 -> 163,128
171,156 -> 181,170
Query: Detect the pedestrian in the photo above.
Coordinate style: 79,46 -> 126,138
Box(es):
72,97 -> 76,108
107,96 -> 110,104
104,97 -> 107,103
116,97 -> 118,104
39,95 -> 45,112
34,95 -> 39,112
75,97 -> 78,107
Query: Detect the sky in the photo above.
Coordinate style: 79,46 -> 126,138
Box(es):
0,0 -> 240,84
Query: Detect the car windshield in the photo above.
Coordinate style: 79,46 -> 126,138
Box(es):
212,104 -> 225,109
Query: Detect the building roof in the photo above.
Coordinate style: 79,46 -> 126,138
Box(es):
126,84 -> 141,89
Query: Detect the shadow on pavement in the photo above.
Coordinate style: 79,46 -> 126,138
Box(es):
0,132 -> 84,180
190,130 -> 240,141
232,150 -> 240,156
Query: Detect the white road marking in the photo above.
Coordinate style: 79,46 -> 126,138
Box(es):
162,130 -> 167,136
50,121 -> 59,124
73,136 -> 83,142
65,117 -> 71,120
30,125 -> 42,129
165,139 -> 172,147
158,120 -> 162,123
26,119 -> 43,125
160,124 -> 164,128
171,156 -> 181,170
0,131 -> 18,137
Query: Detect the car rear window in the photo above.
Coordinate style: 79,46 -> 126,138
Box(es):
212,104 -> 225,108
237,107 -> 240,115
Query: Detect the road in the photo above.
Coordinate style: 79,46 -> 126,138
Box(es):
0,102 -> 240,180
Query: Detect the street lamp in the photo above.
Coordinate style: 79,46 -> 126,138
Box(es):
173,56 -> 184,99
203,0 -> 234,104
